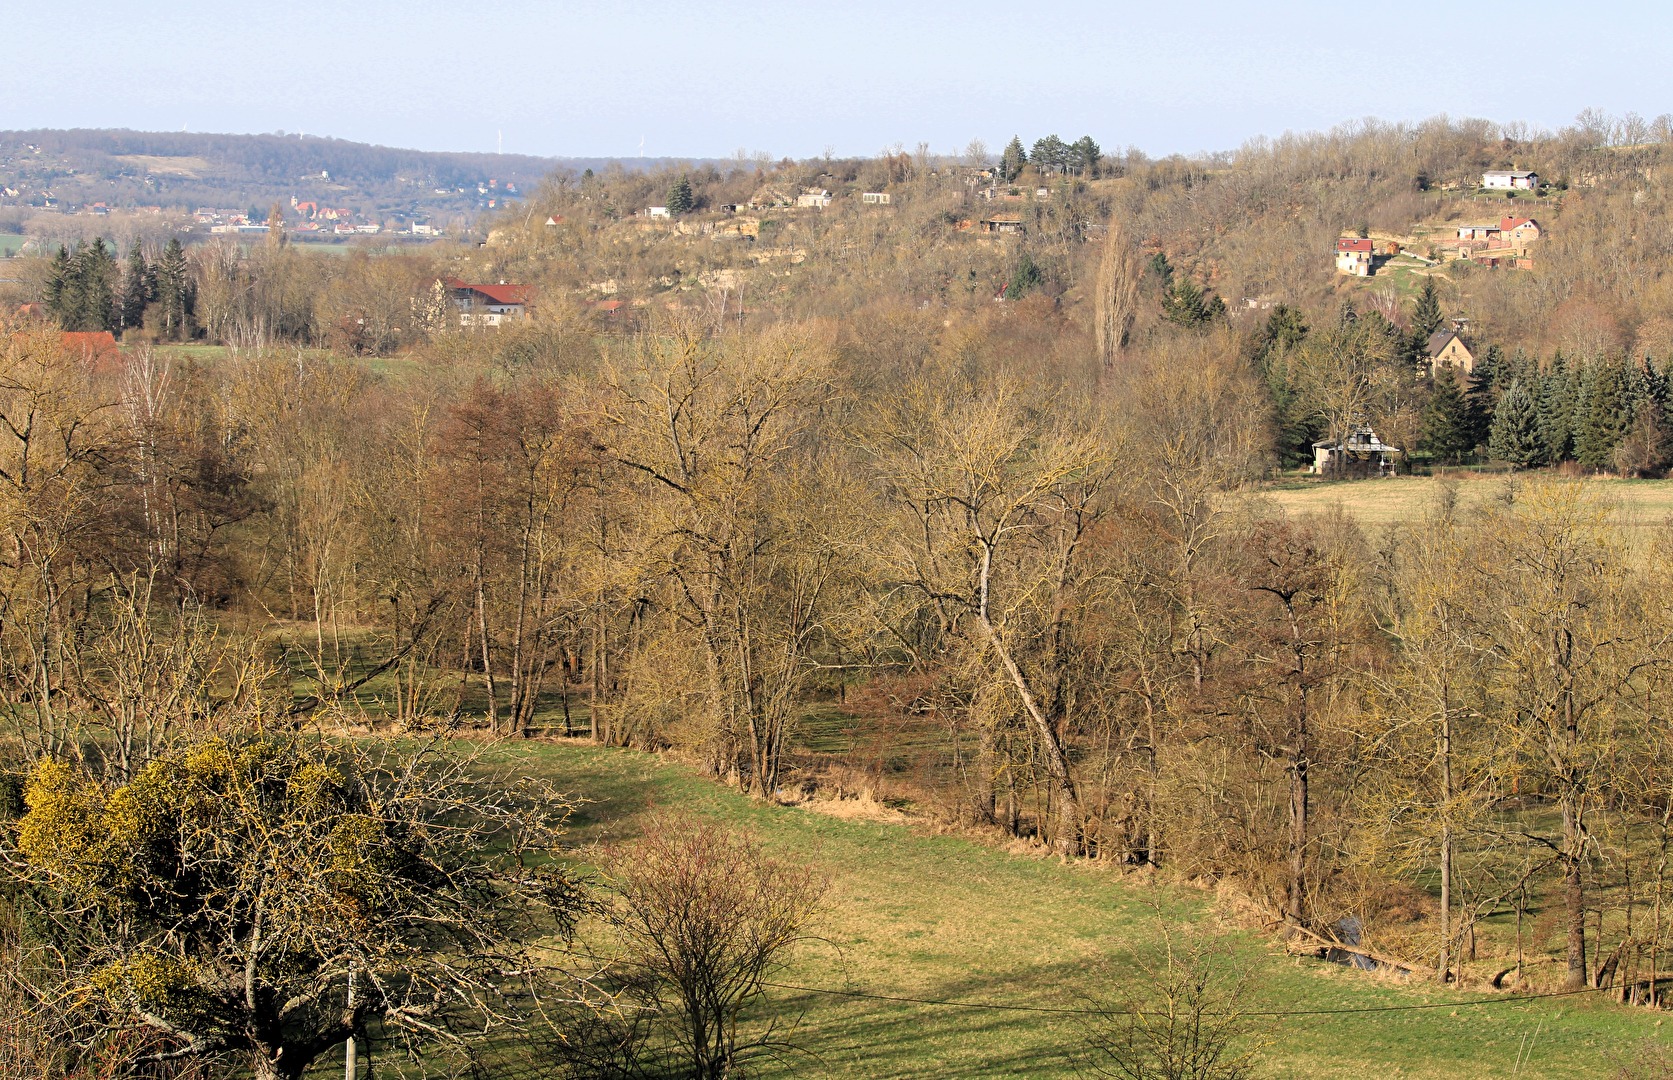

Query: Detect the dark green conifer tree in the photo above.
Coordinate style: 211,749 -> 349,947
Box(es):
1419,370 -> 1475,464
1000,137 -> 1028,182
666,176 -> 694,216
1007,253 -> 1043,297
1573,358 -> 1634,470
120,244 -> 153,334
1489,379 -> 1545,467
1537,354 -> 1577,464
44,245 -> 73,324
153,237 -> 194,341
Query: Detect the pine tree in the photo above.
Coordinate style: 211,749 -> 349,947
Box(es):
1537,355 -> 1577,463
1407,277 -> 1444,363
1070,136 -> 1101,177
1489,380 -> 1544,467
1615,396 -> 1673,476
666,176 -> 694,216
1000,137 -> 1027,183
1419,370 -> 1475,463
1007,253 -> 1043,297
120,244 -> 153,334
65,238 -> 118,332
153,237 -> 193,341
1573,358 -> 1634,470
44,245 -> 72,325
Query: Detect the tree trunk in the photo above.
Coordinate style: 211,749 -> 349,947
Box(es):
1563,788 -> 1589,990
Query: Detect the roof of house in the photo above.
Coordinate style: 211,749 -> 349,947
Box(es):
444,278 -> 534,306
1336,237 -> 1374,253
588,299 -> 624,313
1314,425 -> 1401,453
61,331 -> 119,362
1500,216 -> 1537,231
1484,169 -> 1538,178
1426,330 -> 1472,357
983,213 -> 1024,224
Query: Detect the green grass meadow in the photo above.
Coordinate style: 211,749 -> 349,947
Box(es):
451,740 -> 1669,1079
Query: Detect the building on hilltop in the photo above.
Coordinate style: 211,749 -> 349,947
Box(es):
1335,237 -> 1374,276
1482,169 -> 1539,190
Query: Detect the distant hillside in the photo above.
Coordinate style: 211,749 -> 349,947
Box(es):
0,128 -> 712,240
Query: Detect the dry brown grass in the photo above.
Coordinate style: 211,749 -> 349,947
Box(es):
1251,475 -> 1673,531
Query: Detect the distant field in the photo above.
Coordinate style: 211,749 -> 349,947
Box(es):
1255,474 -> 1673,529
0,233 -> 29,257
462,741 -> 1670,1080
113,153 -> 212,177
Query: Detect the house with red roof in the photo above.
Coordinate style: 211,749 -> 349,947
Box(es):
442,277 -> 535,327
61,331 -> 120,369
1335,237 -> 1374,277
1498,216 -> 1541,245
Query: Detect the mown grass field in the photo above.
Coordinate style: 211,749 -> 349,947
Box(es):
1255,474 -> 1673,530
453,740 -> 1669,1079
0,233 -> 29,257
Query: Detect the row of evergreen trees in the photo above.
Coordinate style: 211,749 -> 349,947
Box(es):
1481,352 -> 1673,474
998,135 -> 1102,182
43,238 -> 194,339
1253,283 -> 1673,476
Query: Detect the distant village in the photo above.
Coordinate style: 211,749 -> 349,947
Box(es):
1335,169 -> 1545,277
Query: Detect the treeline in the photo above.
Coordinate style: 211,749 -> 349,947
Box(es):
5,296 -> 1673,1006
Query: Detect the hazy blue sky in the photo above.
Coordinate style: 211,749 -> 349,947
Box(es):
6,0 -> 1668,159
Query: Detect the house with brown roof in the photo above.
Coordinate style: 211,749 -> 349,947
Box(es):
1335,237 -> 1374,276
442,277 -> 534,327
980,214 -> 1024,235
1426,330 -> 1475,376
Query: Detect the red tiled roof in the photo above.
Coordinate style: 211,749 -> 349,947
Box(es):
589,299 -> 624,313
61,331 -> 120,366
463,283 -> 534,306
1336,237 -> 1374,253
1499,216 -> 1536,231
442,278 -> 535,306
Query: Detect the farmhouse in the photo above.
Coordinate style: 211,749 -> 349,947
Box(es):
861,192 -> 891,205
442,277 -> 534,327
796,189 -> 834,209
1483,169 -> 1539,190
1335,237 -> 1374,276
1498,216 -> 1541,245
980,214 -> 1024,235
1312,425 -> 1401,476
1426,330 -> 1476,376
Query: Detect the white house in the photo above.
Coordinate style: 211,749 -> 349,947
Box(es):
1335,237 -> 1374,276
1483,170 -> 1539,190
861,192 -> 891,205
646,206 -> 670,218
1312,426 -> 1401,476
796,189 -> 833,209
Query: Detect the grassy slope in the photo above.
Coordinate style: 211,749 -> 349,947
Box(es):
493,740 -> 1664,1079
